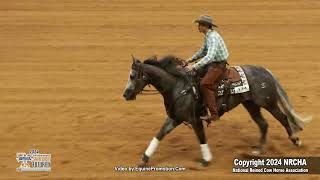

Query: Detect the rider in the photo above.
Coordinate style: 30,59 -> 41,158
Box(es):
186,15 -> 229,122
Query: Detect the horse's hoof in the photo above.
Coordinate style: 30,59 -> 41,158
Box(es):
290,136 -> 302,147
138,153 -> 149,167
294,139 -> 302,147
251,149 -> 262,156
138,161 -> 147,167
200,159 -> 210,167
142,153 -> 149,163
250,146 -> 264,156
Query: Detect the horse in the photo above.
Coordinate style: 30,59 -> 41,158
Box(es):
122,55 -> 312,167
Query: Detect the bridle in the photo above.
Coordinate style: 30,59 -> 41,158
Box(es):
133,62 -> 159,95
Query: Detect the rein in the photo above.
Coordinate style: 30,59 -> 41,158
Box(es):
136,57 -> 188,96
139,85 -> 160,95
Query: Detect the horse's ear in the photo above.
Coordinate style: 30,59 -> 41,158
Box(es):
131,54 -> 141,64
131,54 -> 135,63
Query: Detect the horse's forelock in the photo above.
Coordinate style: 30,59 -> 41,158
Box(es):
131,59 -> 142,71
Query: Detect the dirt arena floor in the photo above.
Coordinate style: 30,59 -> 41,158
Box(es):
0,0 -> 319,179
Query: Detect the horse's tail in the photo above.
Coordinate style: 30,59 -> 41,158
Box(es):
266,69 -> 312,133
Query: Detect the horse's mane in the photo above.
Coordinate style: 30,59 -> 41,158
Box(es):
143,55 -> 186,76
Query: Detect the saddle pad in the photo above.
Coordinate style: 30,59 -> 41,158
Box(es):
217,66 -> 250,96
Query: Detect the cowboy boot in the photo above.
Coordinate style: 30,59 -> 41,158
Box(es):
202,87 -> 220,122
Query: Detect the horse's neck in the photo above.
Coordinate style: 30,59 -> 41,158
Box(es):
143,64 -> 177,94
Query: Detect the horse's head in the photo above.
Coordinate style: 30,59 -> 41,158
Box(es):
123,55 -> 150,100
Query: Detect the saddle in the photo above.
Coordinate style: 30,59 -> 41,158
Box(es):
222,67 -> 241,82
189,65 -> 250,113
216,66 -> 250,97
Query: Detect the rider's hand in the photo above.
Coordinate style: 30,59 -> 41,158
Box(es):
181,60 -> 188,67
186,66 -> 197,76
187,58 -> 193,64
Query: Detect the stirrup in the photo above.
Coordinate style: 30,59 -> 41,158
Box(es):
200,108 -> 210,120
200,108 -> 214,127
200,114 -> 212,127
200,114 -> 211,120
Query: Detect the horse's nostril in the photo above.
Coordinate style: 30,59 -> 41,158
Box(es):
123,90 -> 130,98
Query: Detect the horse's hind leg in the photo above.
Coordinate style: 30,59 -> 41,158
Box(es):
266,105 -> 302,147
139,117 -> 181,166
242,101 -> 268,155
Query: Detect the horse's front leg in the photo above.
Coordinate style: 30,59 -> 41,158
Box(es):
192,118 -> 213,167
139,117 -> 181,166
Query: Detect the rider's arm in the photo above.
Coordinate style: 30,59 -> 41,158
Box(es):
192,34 -> 217,70
188,41 -> 207,63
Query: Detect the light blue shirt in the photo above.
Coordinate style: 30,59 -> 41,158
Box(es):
189,30 -> 229,70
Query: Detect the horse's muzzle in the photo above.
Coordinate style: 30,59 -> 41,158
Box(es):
123,90 -> 136,101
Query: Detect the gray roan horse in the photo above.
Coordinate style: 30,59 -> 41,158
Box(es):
123,55 -> 312,167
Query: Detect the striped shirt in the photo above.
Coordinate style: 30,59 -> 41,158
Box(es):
189,30 -> 229,70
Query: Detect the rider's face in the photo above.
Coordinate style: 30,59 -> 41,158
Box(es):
198,23 -> 209,33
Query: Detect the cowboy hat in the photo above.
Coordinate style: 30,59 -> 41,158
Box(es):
193,15 -> 217,28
